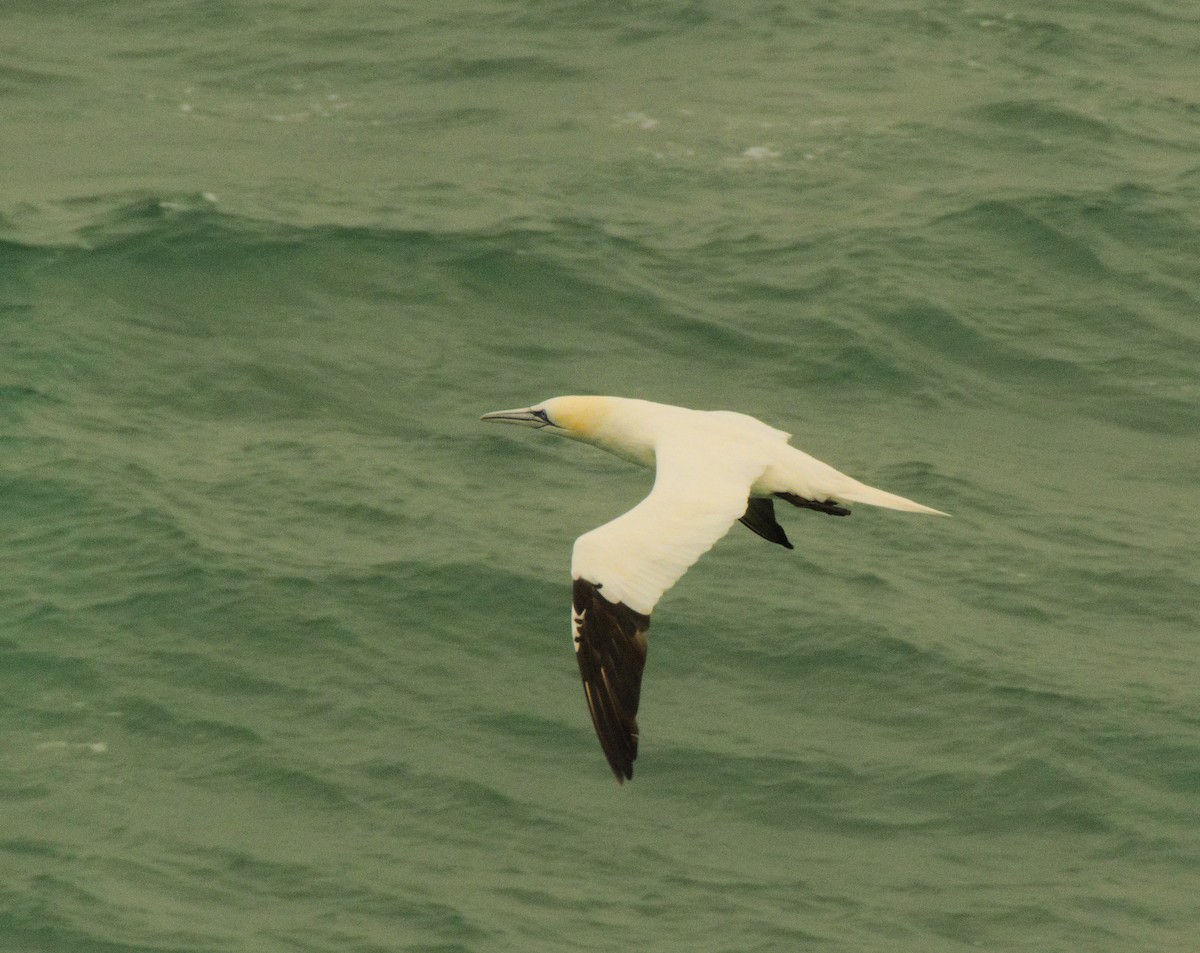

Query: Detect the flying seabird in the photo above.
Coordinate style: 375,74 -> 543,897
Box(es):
481,396 -> 946,783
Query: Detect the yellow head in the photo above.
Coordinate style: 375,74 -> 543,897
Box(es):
480,396 -> 611,442
540,396 -> 613,440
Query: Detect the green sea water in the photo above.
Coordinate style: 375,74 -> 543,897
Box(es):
3,2 -> 1199,951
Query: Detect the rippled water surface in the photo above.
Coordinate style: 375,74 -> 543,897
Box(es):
3,2 -> 1199,951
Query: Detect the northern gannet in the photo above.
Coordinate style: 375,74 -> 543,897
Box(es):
481,396 -> 946,783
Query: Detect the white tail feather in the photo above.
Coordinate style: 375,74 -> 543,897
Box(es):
838,480 -> 948,516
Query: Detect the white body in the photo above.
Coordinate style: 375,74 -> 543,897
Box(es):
486,396 -> 945,616
563,397 -> 937,510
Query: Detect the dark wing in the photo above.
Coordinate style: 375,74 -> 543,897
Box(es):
775,491 -> 851,517
738,497 -> 794,548
740,493 -> 849,546
571,577 -> 650,784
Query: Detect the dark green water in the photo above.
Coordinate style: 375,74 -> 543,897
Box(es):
3,2 -> 1199,951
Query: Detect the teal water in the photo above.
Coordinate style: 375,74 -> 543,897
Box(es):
3,2 -> 1199,951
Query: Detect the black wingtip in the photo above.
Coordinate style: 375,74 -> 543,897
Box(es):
775,492 -> 852,517
573,578 -> 649,785
739,497 -> 794,548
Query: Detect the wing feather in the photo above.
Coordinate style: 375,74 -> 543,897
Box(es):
569,436 -> 766,780
571,436 -> 766,616
739,497 -> 794,548
572,578 -> 648,783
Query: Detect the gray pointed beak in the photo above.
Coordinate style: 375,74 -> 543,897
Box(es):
480,407 -> 546,428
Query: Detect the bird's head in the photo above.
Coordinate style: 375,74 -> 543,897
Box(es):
480,396 -> 608,442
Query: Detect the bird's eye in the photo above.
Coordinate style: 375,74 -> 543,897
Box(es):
532,408 -> 552,425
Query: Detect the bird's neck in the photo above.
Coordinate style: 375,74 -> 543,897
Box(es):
567,397 -> 659,469
589,431 -> 657,468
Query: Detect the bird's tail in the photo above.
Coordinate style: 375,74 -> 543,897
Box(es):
837,479 -> 948,516
770,444 -> 948,516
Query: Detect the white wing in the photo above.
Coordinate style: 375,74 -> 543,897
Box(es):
571,434 -> 766,617
569,434 -> 766,781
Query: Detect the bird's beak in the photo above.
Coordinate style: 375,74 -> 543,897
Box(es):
480,407 -> 545,428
